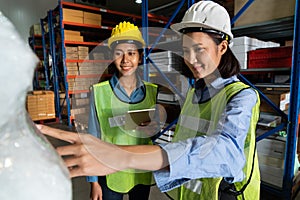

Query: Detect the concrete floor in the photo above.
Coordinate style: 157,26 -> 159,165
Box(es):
71,177 -> 169,200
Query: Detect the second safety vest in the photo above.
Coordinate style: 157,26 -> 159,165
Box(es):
93,80 -> 158,193
168,81 -> 260,200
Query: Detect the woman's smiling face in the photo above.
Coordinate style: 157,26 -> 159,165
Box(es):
113,43 -> 141,77
182,32 -> 227,79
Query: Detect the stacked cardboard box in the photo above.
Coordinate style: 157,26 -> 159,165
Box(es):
83,11 -> 101,26
78,62 -> 107,75
68,76 -> 100,92
64,30 -> 83,42
63,8 -> 83,24
66,62 -> 79,76
231,36 -> 280,69
78,46 -> 89,60
26,91 -> 55,121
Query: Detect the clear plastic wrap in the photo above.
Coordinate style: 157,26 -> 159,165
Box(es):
0,12 -> 71,200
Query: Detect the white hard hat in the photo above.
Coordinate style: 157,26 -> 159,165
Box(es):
171,1 -> 233,41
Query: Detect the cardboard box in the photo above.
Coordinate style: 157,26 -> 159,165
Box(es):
63,8 -> 83,17
64,30 -> 81,36
83,18 -> 101,26
78,46 -> 89,52
78,54 -> 89,60
66,65 -> 78,71
285,40 -> 294,46
30,24 -> 41,35
83,12 -> 101,20
82,11 -> 101,26
260,90 -> 290,113
66,53 -> 79,60
67,70 -> 79,75
234,0 -> 296,27
63,15 -> 83,24
26,91 -> 55,121
65,47 -> 78,53
64,35 -> 83,42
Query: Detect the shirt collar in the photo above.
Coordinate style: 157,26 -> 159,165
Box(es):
110,73 -> 144,89
208,75 -> 239,90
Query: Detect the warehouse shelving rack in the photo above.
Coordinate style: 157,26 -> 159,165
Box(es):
28,33 -> 47,90
232,1 -> 300,199
47,0 -> 171,126
40,17 -> 51,91
140,0 -> 300,199
28,34 -> 42,89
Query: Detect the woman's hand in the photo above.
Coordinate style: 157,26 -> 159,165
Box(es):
36,124 -> 123,177
37,124 -> 168,177
90,182 -> 103,200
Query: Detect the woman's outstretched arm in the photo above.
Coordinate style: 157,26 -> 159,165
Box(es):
37,125 -> 169,177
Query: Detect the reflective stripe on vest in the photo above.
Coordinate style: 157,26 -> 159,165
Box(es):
108,114 -> 125,127
183,179 -> 203,195
178,115 -> 214,134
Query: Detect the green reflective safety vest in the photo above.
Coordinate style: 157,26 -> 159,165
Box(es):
168,81 -> 260,200
93,80 -> 158,193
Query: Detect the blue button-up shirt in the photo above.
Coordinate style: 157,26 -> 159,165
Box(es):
153,75 -> 258,192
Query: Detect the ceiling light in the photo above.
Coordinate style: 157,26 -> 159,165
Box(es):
135,0 -> 142,4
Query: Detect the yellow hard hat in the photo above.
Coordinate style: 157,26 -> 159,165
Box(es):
108,21 -> 145,49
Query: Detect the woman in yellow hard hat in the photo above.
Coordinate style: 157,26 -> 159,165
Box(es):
39,1 -> 260,200
86,21 -> 159,200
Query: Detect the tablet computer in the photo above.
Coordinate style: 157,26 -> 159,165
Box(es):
124,108 -> 156,130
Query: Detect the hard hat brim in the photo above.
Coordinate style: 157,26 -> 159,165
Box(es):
170,21 -> 233,41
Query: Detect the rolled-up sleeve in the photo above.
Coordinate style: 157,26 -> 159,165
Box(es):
153,88 -> 258,192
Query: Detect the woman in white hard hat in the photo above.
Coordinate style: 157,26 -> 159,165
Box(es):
87,21 -> 159,200
38,1 -> 260,200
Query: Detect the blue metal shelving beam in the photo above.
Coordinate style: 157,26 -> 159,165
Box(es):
142,0 -> 149,82
58,0 -> 72,126
48,10 -> 61,121
283,0 -> 300,198
40,18 -> 50,90
256,123 -> 286,142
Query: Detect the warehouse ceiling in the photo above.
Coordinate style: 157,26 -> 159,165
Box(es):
105,0 -> 188,21
73,0 -> 233,23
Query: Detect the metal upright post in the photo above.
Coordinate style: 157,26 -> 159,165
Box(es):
58,0 -> 72,126
48,10 -> 61,121
142,0 -> 149,81
283,0 -> 300,198
40,18 -> 50,90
